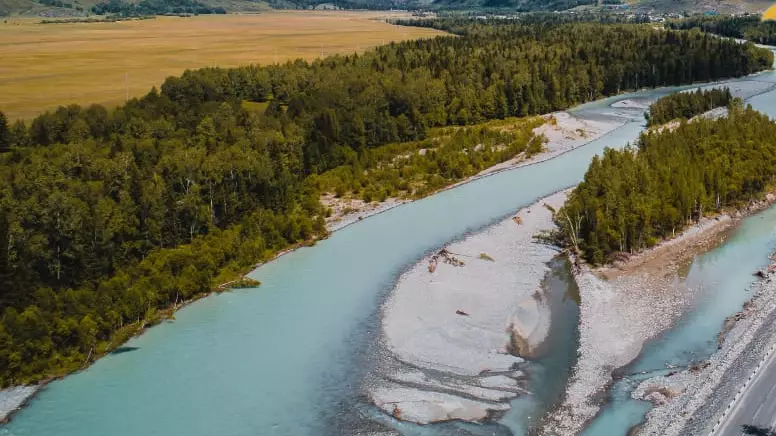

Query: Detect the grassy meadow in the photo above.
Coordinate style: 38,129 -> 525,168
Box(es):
0,12 -> 445,119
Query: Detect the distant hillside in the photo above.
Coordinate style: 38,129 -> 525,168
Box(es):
635,0 -> 771,14
262,0 -> 399,9
0,0 -> 268,16
0,0 -> 69,16
428,0 -> 599,11
0,0 -> 612,15
4,0 -> 768,18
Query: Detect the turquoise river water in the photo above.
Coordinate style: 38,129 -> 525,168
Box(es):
583,68 -> 776,435
4,66 -> 776,436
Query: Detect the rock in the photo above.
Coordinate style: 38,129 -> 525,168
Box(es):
507,297 -> 550,357
370,386 -> 510,424
644,391 -> 670,406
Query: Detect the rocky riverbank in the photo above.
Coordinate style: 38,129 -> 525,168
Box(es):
0,386 -> 40,424
634,266 -> 776,436
366,191 -> 569,424
628,199 -> 776,436
542,214 -> 737,435
542,190 -> 776,435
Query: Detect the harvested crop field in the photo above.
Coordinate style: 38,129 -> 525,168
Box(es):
0,12 -> 445,119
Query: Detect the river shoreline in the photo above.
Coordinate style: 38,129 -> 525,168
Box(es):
325,111 -> 623,233
359,105 -> 628,426
539,78 -> 776,435
4,72 -> 773,428
0,386 -> 39,424
313,77 -> 776,429
0,108 -> 623,428
626,195 -> 776,436
542,214 -> 736,435
0,99 -> 626,428
542,190 -> 776,436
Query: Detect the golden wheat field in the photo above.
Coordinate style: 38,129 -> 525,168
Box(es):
0,12 -> 445,120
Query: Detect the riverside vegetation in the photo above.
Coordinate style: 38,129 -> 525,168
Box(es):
644,87 -> 733,127
0,21 -> 771,387
312,117 -> 545,202
557,102 -> 776,264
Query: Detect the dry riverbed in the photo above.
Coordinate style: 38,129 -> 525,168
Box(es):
366,191 -> 569,424
0,386 -> 40,424
364,190 -> 774,431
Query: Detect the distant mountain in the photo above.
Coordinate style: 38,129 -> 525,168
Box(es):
428,0 -> 599,11
0,0 -> 268,16
266,0 -> 613,10
635,0 -> 770,14
0,0 -> 605,16
1,0 -> 769,19
263,0 -> 399,9
0,0 -> 55,16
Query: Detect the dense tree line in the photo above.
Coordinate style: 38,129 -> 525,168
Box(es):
0,112 -> 9,153
645,87 -> 733,127
668,15 -> 776,45
395,13 -> 650,34
91,0 -> 226,16
0,22 -> 771,386
557,104 -> 776,265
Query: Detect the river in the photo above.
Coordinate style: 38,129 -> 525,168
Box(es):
583,203 -> 776,435
4,73 -> 776,436
581,66 -> 776,435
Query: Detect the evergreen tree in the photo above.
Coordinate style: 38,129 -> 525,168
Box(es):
645,87 -> 734,127
558,105 -> 776,264
0,111 -> 9,152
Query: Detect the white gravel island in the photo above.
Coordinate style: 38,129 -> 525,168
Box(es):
367,191 -> 569,424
